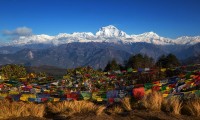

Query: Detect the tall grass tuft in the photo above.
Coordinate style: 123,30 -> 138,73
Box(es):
47,100 -> 105,116
26,103 -> 45,117
184,98 -> 200,116
0,100 -> 45,119
107,105 -> 123,115
141,92 -> 163,111
121,97 -> 132,111
0,100 -> 25,119
47,101 -> 70,114
162,97 -> 182,115
96,105 -> 106,116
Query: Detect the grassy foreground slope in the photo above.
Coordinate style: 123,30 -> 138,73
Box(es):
1,92 -> 200,120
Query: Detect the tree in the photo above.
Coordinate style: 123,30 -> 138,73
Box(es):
104,59 -> 120,72
1,64 -> 27,80
125,54 -> 154,69
104,62 -> 111,72
166,54 -> 180,68
156,54 -> 180,68
156,55 -> 167,68
143,54 -> 154,68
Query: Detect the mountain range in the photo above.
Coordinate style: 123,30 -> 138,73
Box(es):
0,25 -> 200,69
2,25 -> 200,46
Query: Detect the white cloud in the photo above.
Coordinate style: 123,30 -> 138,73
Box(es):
2,27 -> 32,36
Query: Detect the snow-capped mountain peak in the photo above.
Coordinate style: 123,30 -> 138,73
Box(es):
96,25 -> 128,38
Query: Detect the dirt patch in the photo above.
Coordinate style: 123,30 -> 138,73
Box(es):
6,116 -> 47,120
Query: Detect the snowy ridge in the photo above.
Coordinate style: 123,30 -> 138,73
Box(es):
4,25 -> 200,46
175,36 -> 200,45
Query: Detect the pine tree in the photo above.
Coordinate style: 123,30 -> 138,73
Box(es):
104,59 -> 120,71
125,54 -> 154,69
156,54 -> 180,68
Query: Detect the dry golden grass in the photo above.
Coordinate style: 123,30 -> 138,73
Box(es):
141,92 -> 163,111
0,100 -> 25,119
121,97 -> 132,111
170,97 -> 182,115
0,100 -> 45,119
19,103 -> 45,117
1,92 -> 200,119
47,100 -> 105,116
162,97 -> 182,115
107,105 -> 123,115
47,101 -> 70,114
140,91 -> 182,114
96,105 -> 106,116
184,98 -> 200,116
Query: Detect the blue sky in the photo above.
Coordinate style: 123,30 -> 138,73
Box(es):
0,0 -> 200,41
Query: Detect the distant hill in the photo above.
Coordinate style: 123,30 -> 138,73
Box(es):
0,42 -> 199,69
0,42 -> 166,69
25,65 -> 67,76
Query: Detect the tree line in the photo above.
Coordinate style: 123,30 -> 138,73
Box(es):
0,53 -> 180,80
104,53 -> 180,72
